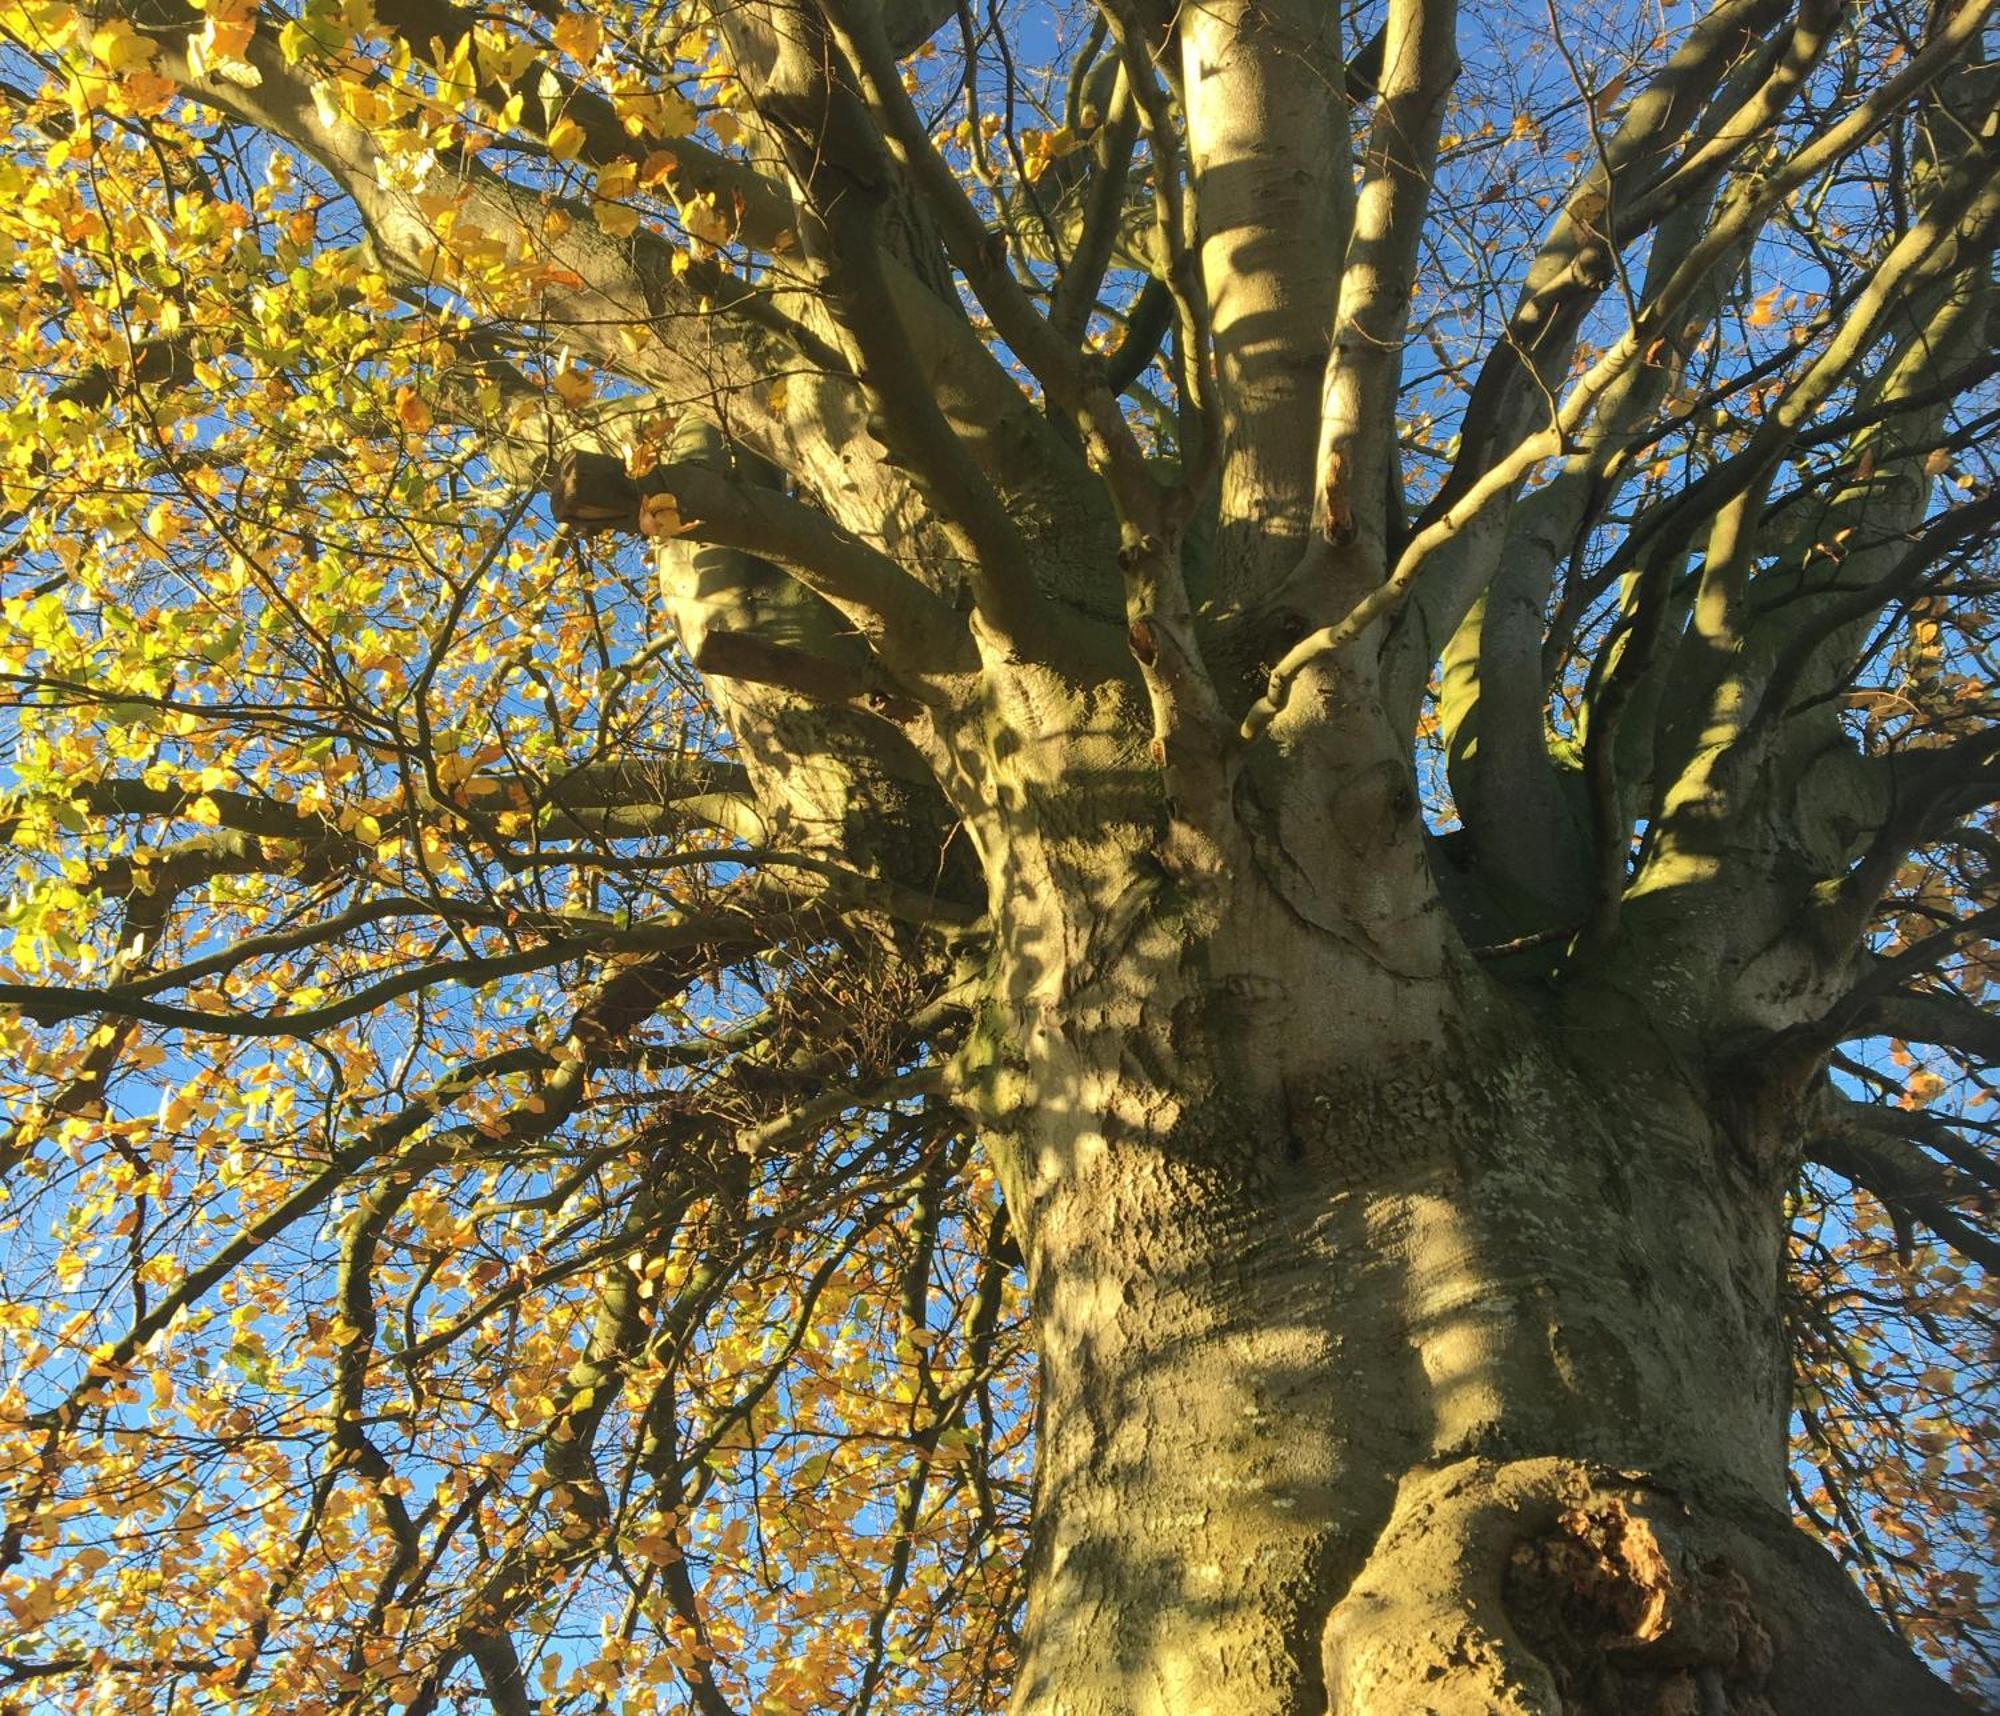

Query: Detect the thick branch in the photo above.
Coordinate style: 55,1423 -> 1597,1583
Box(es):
1810,1104 -> 2000,1271
551,451 -> 967,666
1177,0 -> 1351,598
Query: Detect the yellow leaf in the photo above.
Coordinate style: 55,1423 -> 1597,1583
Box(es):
89,20 -> 158,72
1021,126 -> 1078,182
189,9 -> 262,88
552,14 -> 601,65
632,1531 -> 681,1565
594,197 -> 639,238
109,68 -> 176,115
678,192 -> 732,247
7,1579 -> 57,1626
394,386 -> 433,432
1745,286 -> 1781,329
615,88 -> 696,140
547,115 -> 586,161
552,366 -> 594,409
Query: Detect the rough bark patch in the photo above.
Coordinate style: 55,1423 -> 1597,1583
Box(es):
1506,1496 -> 1776,1716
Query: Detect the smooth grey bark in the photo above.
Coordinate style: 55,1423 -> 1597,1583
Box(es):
980,952 -> 1965,1716
915,624 -> 1974,1712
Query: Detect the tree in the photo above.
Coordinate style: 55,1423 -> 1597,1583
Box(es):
0,0 -> 1996,1707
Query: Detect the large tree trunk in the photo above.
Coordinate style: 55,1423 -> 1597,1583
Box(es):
987,949 -> 1967,1716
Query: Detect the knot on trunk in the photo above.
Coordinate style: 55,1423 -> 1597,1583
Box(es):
1506,1494 -> 1775,1716
1322,1459 -> 1783,1716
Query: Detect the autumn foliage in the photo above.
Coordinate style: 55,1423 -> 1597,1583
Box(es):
0,0 -> 1995,1709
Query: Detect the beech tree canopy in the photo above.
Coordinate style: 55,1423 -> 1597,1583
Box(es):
0,0 -> 1996,1710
